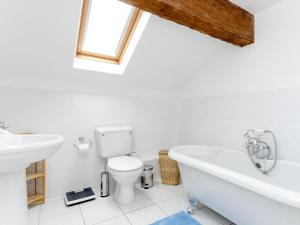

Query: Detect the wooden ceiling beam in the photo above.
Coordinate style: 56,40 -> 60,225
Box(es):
118,0 -> 254,47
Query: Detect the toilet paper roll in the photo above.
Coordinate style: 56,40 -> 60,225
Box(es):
77,143 -> 90,153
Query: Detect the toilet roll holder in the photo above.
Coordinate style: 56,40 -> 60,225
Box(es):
74,136 -> 92,151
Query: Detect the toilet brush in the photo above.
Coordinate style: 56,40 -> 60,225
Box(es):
101,161 -> 110,197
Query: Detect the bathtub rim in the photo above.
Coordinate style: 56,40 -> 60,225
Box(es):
169,145 -> 300,209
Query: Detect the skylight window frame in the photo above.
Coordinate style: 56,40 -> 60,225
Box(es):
76,0 -> 143,65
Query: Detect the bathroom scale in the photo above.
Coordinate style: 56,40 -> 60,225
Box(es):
64,187 -> 96,206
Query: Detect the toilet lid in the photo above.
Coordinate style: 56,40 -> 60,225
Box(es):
108,156 -> 143,172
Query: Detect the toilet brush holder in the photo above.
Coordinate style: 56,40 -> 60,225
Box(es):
100,172 -> 110,197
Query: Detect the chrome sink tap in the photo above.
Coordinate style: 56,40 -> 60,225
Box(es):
0,122 -> 9,130
0,122 -> 12,135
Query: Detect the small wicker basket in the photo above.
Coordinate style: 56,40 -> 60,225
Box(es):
21,132 -> 46,206
26,160 -> 46,206
159,150 -> 180,185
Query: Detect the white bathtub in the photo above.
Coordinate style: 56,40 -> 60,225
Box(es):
169,145 -> 300,225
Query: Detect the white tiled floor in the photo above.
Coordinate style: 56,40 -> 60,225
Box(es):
156,196 -> 191,216
126,205 -> 166,225
28,182 -> 235,225
40,197 -> 80,219
81,200 -> 123,225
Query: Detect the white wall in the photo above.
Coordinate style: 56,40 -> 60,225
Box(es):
178,0 -> 300,98
178,0 -> 300,162
179,87 -> 300,162
0,87 -> 179,198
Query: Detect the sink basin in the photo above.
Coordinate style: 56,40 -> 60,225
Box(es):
0,131 -> 64,225
0,134 -> 64,172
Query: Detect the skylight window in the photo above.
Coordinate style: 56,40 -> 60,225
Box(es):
76,0 -> 142,64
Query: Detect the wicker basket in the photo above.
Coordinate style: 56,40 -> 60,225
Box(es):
159,150 -> 180,185
26,160 -> 46,206
21,132 -> 46,206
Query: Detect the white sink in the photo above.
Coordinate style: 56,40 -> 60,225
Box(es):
0,134 -> 64,172
0,130 -> 64,225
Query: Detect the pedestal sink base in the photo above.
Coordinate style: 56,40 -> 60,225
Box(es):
0,170 -> 28,225
0,132 -> 64,224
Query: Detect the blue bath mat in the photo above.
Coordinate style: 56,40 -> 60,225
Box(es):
151,211 -> 201,225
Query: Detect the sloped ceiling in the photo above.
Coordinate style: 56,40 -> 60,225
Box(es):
231,0 -> 283,13
0,0 -> 283,97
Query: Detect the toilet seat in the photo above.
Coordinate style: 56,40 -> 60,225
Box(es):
108,156 -> 143,172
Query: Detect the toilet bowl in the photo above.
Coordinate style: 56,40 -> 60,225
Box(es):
108,156 -> 143,204
95,126 -> 143,205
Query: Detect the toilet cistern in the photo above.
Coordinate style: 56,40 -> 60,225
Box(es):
95,126 -> 143,204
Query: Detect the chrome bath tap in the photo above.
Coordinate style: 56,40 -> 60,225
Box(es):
243,129 -> 277,174
244,137 -> 271,160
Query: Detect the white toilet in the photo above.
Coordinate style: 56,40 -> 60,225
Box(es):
95,126 -> 143,205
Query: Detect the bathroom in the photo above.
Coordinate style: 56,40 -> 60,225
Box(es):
1,0 -> 300,225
